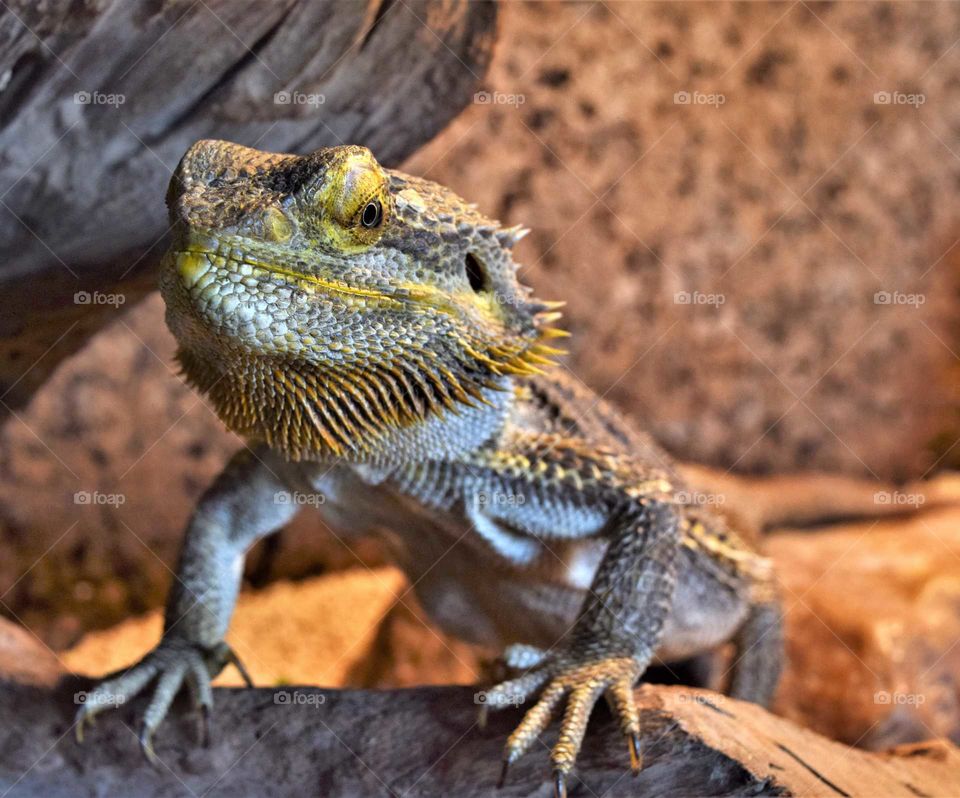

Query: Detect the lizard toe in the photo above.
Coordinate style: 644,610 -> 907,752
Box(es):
74,638 -> 242,759
605,677 -> 643,773
502,681 -> 566,769
75,658 -> 159,743
494,654 -> 643,792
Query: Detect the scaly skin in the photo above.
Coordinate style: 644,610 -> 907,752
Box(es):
76,140 -> 783,794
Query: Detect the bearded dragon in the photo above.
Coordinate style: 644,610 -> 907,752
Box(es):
75,140 -> 783,796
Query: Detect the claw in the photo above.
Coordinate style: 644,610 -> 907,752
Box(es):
226,647 -> 254,687
198,704 -> 211,747
497,759 -> 510,789
553,770 -> 567,798
493,654 -> 641,793
628,731 -> 642,774
139,726 -> 160,769
75,711 -> 94,744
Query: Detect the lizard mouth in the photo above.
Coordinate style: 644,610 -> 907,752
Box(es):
166,234 -> 567,357
169,238 -> 407,308
168,236 -> 504,325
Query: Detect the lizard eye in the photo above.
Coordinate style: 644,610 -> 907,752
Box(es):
465,253 -> 488,292
360,199 -> 382,229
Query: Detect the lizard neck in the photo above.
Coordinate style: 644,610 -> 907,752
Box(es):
175,335 -> 515,465
350,377 -> 515,466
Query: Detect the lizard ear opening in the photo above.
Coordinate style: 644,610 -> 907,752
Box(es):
465,252 -> 489,293
360,198 -> 383,229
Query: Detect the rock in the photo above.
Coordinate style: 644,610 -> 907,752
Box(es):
1,660 -> 957,798
62,568 -> 409,689
408,1 -> 960,480
770,506 -> 960,750
346,591 -> 488,689
0,618 -> 60,688
678,465 -> 960,534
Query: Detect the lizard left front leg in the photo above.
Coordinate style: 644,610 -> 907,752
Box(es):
470,438 -> 680,795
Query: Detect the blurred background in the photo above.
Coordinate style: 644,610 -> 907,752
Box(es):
2,0 -> 960,761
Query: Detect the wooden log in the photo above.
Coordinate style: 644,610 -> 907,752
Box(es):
2,624 -> 958,798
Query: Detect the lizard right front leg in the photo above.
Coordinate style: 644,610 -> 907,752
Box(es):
75,446 -> 297,763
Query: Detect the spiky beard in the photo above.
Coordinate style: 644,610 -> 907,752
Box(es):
175,315 -> 565,462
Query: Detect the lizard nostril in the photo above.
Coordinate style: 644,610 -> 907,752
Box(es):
465,253 -> 488,293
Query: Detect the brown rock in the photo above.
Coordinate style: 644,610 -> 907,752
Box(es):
771,506 -> 960,749
408,1 -> 960,480
62,568 -> 408,689
346,594 -> 487,689
0,618 -> 61,688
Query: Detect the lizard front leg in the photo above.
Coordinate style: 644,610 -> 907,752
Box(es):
75,445 -> 297,763
466,434 -> 680,796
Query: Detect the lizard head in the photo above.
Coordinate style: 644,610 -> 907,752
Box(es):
160,139 -> 565,461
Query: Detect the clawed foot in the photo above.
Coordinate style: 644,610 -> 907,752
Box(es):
74,639 -> 251,766
483,646 -> 642,797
